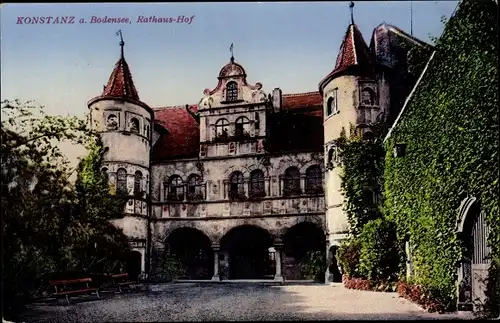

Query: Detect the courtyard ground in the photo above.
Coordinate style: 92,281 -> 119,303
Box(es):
16,282 -> 474,322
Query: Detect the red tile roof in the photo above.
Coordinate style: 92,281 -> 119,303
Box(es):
319,23 -> 373,93
88,51 -> 153,114
283,92 -> 323,109
282,92 -> 323,117
102,57 -> 140,101
152,105 -> 200,161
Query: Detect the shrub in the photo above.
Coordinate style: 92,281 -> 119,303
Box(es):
300,250 -> 326,282
357,218 -> 400,282
155,251 -> 186,282
337,238 -> 362,278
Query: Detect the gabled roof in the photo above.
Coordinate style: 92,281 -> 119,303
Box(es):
319,23 -> 373,93
370,22 -> 433,70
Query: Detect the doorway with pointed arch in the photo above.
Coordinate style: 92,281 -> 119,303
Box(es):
457,197 -> 492,311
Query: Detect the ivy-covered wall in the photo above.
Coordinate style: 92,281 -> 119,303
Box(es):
383,0 -> 498,310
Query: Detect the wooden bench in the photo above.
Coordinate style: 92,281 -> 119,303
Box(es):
111,273 -> 137,293
49,278 -> 100,305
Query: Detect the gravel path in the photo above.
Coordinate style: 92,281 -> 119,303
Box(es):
17,283 -> 474,322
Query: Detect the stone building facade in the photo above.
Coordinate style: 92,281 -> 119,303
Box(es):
87,18 -> 431,281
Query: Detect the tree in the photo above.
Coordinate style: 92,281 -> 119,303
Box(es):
1,99 -> 129,319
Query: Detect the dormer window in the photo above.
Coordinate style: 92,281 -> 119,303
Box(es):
361,88 -> 375,106
226,81 -> 238,102
129,118 -> 140,133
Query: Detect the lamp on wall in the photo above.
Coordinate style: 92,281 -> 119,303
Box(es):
393,143 -> 407,158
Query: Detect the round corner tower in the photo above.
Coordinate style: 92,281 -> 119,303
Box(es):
87,35 -> 153,276
319,11 -> 388,250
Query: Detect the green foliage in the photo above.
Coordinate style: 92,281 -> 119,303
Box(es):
1,99 -> 130,318
337,238 -> 362,278
357,218 -> 400,282
300,250 -> 326,282
383,0 -> 498,312
337,128 -> 386,236
156,251 -> 187,281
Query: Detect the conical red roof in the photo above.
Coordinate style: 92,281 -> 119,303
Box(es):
319,23 -> 373,93
102,56 -> 140,101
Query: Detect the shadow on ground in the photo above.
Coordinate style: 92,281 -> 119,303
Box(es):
10,283 -> 474,322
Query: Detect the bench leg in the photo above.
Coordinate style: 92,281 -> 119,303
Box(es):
96,290 -> 100,299
118,286 -> 123,293
65,295 -> 70,306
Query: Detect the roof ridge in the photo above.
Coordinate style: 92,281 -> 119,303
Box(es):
283,91 -> 320,97
154,105 -> 197,110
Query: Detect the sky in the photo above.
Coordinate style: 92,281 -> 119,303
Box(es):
1,1 -> 459,120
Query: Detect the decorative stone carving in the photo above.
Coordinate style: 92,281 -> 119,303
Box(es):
199,96 -> 214,109
252,90 -> 267,103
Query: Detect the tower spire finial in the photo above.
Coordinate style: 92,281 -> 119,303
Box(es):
116,30 -> 124,58
349,1 -> 355,25
230,43 -> 234,63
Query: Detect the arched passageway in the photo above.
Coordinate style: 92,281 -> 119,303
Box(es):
457,198 -> 491,311
165,228 -> 213,279
126,251 -> 142,280
220,225 -> 274,279
282,222 -> 325,280
328,245 -> 342,282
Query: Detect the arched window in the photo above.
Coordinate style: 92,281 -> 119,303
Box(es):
235,116 -> 251,138
187,174 -> 204,201
106,114 -> 118,130
166,175 -> 184,201
226,81 -> 238,101
215,118 -> 229,140
326,89 -> 338,116
283,167 -> 301,196
117,168 -> 127,194
129,118 -> 140,133
327,97 -> 334,116
229,171 -> 245,199
134,170 -> 142,196
327,149 -> 335,165
305,165 -> 323,194
327,146 -> 341,169
361,88 -> 375,106
249,169 -> 266,198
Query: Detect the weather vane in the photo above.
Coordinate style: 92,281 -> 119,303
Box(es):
116,30 -> 124,57
349,1 -> 355,24
230,43 -> 234,62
